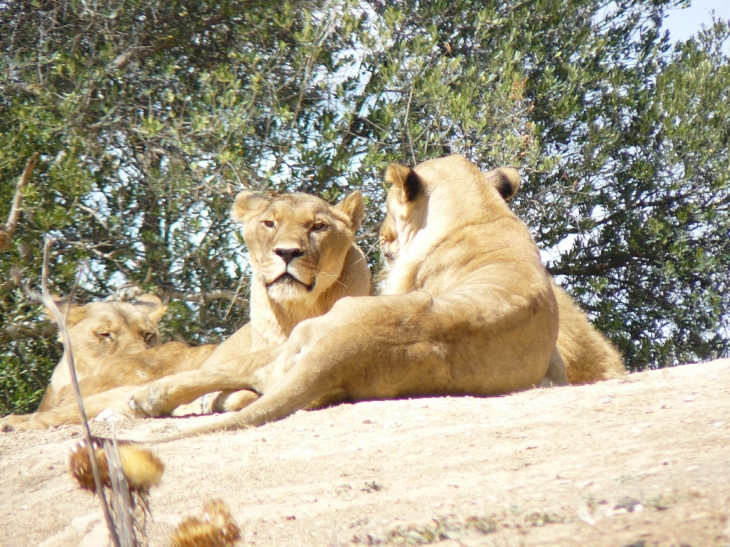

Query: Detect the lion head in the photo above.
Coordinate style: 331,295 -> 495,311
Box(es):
380,156 -> 522,295
379,162 -> 519,266
232,190 -> 365,306
54,295 -> 166,361
38,294 -> 167,411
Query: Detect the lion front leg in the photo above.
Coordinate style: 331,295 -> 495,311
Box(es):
1,406 -> 84,430
3,388 -> 141,430
129,370 -> 230,417
129,344 -> 283,417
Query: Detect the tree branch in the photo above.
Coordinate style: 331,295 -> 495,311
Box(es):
547,253 -> 635,277
1,152 -> 40,251
111,6 -> 252,70
165,289 -> 247,304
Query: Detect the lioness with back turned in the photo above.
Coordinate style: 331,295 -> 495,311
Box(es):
378,174 -> 625,385
134,154 -> 562,440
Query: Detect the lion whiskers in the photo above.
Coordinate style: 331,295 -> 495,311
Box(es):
314,270 -> 348,290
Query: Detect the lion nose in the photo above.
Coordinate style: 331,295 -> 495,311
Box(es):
274,247 -> 304,264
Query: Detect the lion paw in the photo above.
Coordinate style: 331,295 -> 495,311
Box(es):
129,383 -> 171,417
200,392 -> 221,415
94,408 -> 128,423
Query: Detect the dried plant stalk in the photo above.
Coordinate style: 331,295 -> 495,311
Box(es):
68,433 -> 165,546
41,237 -> 122,547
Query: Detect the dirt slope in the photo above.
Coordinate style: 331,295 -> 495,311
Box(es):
1,358 -> 729,547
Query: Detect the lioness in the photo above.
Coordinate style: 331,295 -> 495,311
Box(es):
1,295 -> 217,430
2,190 -> 371,430
379,177 -> 625,385
133,154 -> 562,439
128,189 -> 372,417
38,294 -> 168,411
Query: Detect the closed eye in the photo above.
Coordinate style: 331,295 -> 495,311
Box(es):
97,332 -> 114,341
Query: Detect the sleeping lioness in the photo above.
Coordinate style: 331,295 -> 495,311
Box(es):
37,294 -> 168,412
0,295 -> 217,430
1,190 -> 370,430
132,154 -> 565,440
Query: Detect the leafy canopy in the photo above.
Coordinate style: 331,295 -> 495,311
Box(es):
0,0 -> 728,414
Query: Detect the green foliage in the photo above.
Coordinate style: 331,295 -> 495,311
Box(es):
1,0 -> 728,414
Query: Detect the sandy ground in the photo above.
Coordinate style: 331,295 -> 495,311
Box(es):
1,358 -> 729,547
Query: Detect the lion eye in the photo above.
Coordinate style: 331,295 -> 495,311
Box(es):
98,332 -> 114,341
311,221 -> 327,232
144,332 -> 156,343
262,220 -> 275,229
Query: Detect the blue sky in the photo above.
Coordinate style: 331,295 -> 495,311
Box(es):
663,0 -> 730,43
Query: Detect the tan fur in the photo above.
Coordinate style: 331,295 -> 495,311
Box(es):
1,191 -> 370,430
478,169 -> 624,383
39,295 -> 167,411
1,296 -> 217,430
380,180 -> 624,385
128,190 -> 372,417
140,154 -> 561,441
552,285 -> 625,383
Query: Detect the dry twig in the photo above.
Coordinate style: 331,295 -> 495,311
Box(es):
1,152 -> 39,251
41,237 -> 122,547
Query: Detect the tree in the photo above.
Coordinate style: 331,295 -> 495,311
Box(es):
0,0 -> 369,413
0,0 -> 728,414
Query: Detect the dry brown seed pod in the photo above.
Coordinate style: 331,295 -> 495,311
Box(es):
117,444 -> 165,492
67,438 -> 164,493
169,499 -> 241,547
68,440 -> 110,491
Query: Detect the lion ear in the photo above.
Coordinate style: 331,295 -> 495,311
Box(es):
45,299 -> 87,328
231,191 -> 270,223
335,190 -> 365,232
486,167 -> 521,201
385,164 -> 422,202
133,294 -> 167,324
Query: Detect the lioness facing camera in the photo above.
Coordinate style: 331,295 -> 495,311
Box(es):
129,189 -> 372,417
1,190 -> 370,431
135,154 -> 561,440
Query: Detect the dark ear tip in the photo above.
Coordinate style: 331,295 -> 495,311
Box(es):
491,167 -> 521,201
385,163 -> 421,202
404,170 -> 421,201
